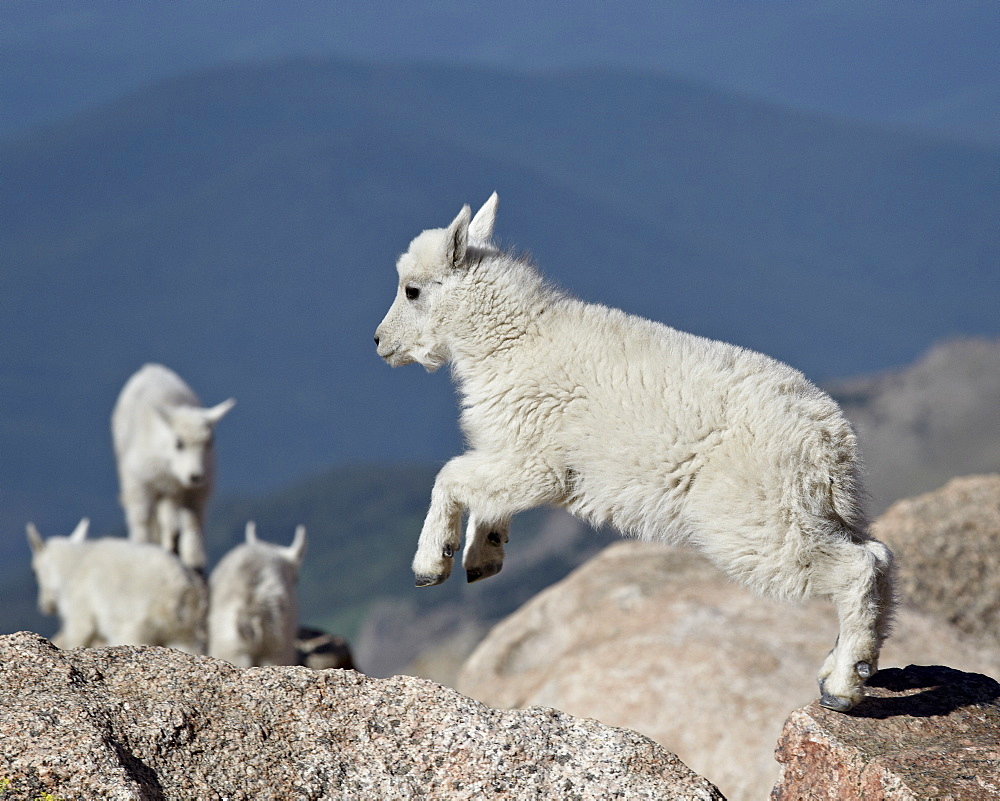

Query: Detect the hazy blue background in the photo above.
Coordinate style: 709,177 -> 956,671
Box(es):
2,1 -> 998,573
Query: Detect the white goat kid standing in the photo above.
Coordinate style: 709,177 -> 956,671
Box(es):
208,522 -> 307,667
374,193 -> 895,712
27,519 -> 208,652
111,363 -> 234,572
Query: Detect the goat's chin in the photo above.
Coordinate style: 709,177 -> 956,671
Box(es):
381,351 -> 415,368
417,351 -> 448,373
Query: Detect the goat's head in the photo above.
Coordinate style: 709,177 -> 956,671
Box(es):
375,193 -> 498,371
156,399 -> 235,488
26,518 -> 89,615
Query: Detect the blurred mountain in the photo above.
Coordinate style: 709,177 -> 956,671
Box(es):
829,337 -> 1000,514
2,2 -> 998,145
3,58 -> 998,549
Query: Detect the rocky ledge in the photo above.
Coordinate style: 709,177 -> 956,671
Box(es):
772,664 -> 1000,799
0,632 -> 722,800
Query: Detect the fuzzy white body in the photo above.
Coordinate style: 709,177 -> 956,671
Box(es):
111,363 -> 234,571
208,523 -> 306,667
375,194 -> 895,711
27,520 -> 207,652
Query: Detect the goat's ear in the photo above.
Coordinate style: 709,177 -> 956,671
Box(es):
469,192 -> 498,245
26,523 -> 44,554
206,398 -> 235,425
445,205 -> 471,269
69,518 -> 90,542
244,520 -> 257,544
154,404 -> 174,427
287,525 -> 307,565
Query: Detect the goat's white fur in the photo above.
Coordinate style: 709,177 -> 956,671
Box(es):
208,521 -> 307,667
27,519 -> 207,652
111,363 -> 234,571
375,193 -> 895,711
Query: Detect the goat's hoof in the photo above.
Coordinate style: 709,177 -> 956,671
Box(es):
855,661 -> 873,679
817,679 -> 860,712
414,574 -> 447,588
818,692 -> 856,712
466,562 -> 503,583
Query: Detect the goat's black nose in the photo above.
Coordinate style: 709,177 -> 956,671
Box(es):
374,335 -> 380,345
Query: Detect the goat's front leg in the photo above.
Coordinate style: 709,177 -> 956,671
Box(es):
412,452 -> 558,587
176,505 -> 207,573
463,514 -> 509,583
122,486 -> 156,544
412,467 -> 465,586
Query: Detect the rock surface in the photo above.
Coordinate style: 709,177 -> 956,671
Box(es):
456,540 -> 1000,801
771,664 -> 1000,799
0,631 -> 722,800
874,473 -> 1000,642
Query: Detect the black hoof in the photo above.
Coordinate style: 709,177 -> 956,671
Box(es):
855,661 -> 873,679
414,573 -> 447,587
818,692 -> 855,712
817,678 -> 859,712
466,562 -> 503,583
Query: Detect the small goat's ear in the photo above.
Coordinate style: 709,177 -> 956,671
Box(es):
26,523 -> 44,554
154,404 -> 174,427
206,398 -> 236,425
69,518 -> 90,542
287,525 -> 307,565
244,520 -> 257,543
445,205 -> 471,269
469,192 -> 498,245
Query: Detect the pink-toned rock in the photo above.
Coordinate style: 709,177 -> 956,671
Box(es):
874,473 -> 1000,642
0,631 -> 722,800
772,664 -> 1000,800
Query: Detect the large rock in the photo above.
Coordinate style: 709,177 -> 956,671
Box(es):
772,664 -> 1000,799
873,473 -> 1000,642
456,541 -> 1000,801
0,631 -> 722,800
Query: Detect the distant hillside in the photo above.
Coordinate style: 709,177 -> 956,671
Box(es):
2,58 -> 998,556
829,337 -> 1000,515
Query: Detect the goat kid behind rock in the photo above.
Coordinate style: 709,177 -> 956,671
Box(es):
374,193 -> 896,712
27,519 -> 208,652
208,522 -> 307,667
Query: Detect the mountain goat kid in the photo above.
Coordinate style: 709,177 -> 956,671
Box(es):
208,522 -> 307,667
27,519 -> 208,652
112,363 -> 234,572
374,193 -> 895,712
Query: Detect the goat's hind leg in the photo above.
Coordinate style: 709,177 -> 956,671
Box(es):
816,538 -> 895,711
463,514 -> 510,583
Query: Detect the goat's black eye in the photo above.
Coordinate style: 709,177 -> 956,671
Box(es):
405,285 -> 420,301
176,439 -> 185,451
